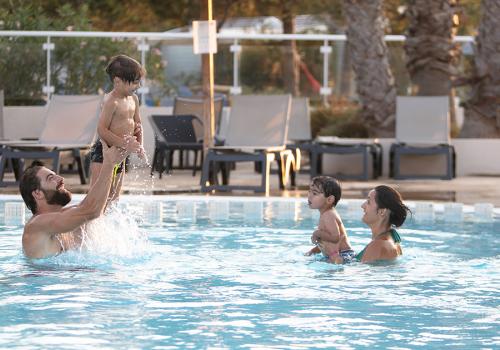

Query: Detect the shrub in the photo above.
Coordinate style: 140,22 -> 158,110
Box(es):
310,97 -> 368,138
0,3 -> 168,105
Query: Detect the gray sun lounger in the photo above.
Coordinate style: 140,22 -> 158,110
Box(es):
0,94 -> 102,186
200,94 -> 294,194
390,96 -> 455,180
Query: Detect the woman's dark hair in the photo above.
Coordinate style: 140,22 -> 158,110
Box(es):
374,185 -> 410,227
106,54 -> 146,83
19,162 -> 44,214
312,176 -> 341,207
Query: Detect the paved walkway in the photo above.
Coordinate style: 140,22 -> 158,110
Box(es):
1,163 -> 500,206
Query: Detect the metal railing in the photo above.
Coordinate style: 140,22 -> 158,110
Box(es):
0,30 -> 475,103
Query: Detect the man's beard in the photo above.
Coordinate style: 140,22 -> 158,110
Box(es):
42,188 -> 72,207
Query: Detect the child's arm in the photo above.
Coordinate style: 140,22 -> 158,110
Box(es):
132,95 -> 143,144
312,213 -> 341,243
97,99 -> 126,148
132,94 -> 146,159
97,98 -> 140,154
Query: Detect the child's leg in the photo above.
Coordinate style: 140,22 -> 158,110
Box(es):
318,240 -> 339,259
305,246 -> 321,256
317,241 -> 342,263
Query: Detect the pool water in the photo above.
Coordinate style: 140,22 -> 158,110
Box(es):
0,197 -> 499,349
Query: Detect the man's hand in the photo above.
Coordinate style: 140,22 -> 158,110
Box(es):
134,122 -> 143,136
102,142 -> 130,165
137,145 -> 148,162
121,135 -> 141,154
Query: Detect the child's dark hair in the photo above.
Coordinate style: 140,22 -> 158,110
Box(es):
311,176 -> 342,207
106,54 -> 145,83
374,185 -> 411,227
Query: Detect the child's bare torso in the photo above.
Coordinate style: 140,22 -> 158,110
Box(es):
104,93 -> 137,138
319,210 -> 351,251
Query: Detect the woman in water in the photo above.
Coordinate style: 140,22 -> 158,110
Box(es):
355,185 -> 410,263
319,185 -> 410,263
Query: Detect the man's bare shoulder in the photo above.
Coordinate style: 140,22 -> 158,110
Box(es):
22,216 -> 54,258
24,205 -> 77,232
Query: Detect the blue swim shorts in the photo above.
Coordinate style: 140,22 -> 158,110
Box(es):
339,249 -> 356,264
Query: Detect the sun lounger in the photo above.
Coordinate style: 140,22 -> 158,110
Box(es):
149,114 -> 203,177
390,96 -> 455,180
0,94 -> 102,186
200,94 -> 294,194
285,97 -> 314,184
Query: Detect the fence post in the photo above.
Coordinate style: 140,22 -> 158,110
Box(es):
137,37 -> 150,105
320,40 -> 332,107
42,36 -> 55,100
230,39 -> 242,95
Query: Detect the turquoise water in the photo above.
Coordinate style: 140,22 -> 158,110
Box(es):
0,199 -> 499,349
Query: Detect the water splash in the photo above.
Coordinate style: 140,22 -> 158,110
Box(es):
80,205 -> 150,258
29,206 -> 153,269
127,153 -> 156,196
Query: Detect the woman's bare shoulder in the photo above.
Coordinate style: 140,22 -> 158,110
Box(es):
362,239 -> 399,262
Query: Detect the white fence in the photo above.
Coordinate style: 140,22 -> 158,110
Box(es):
0,30 -> 475,104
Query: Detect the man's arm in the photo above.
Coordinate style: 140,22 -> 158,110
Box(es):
27,145 -> 128,235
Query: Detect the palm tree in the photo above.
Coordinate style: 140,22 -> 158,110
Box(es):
404,0 -> 459,96
281,2 -> 300,96
404,0 -> 460,134
343,0 -> 396,135
459,0 -> 500,137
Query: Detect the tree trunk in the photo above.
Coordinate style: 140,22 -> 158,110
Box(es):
281,5 -> 300,96
343,0 -> 396,136
460,0 -> 500,138
404,0 -> 459,96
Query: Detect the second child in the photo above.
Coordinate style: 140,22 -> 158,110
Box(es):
305,176 -> 355,264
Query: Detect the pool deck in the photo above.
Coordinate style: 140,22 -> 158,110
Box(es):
1,163 -> 499,206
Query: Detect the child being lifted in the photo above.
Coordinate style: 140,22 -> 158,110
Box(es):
89,54 -> 147,202
305,176 -> 355,264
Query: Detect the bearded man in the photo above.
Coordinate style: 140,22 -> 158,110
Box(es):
19,141 -> 135,258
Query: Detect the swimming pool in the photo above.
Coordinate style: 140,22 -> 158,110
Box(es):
0,195 -> 498,349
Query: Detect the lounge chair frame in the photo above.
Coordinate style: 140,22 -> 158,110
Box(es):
310,141 -> 382,181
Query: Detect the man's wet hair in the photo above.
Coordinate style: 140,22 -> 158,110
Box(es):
105,54 -> 146,83
311,176 -> 342,207
19,161 -> 45,214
